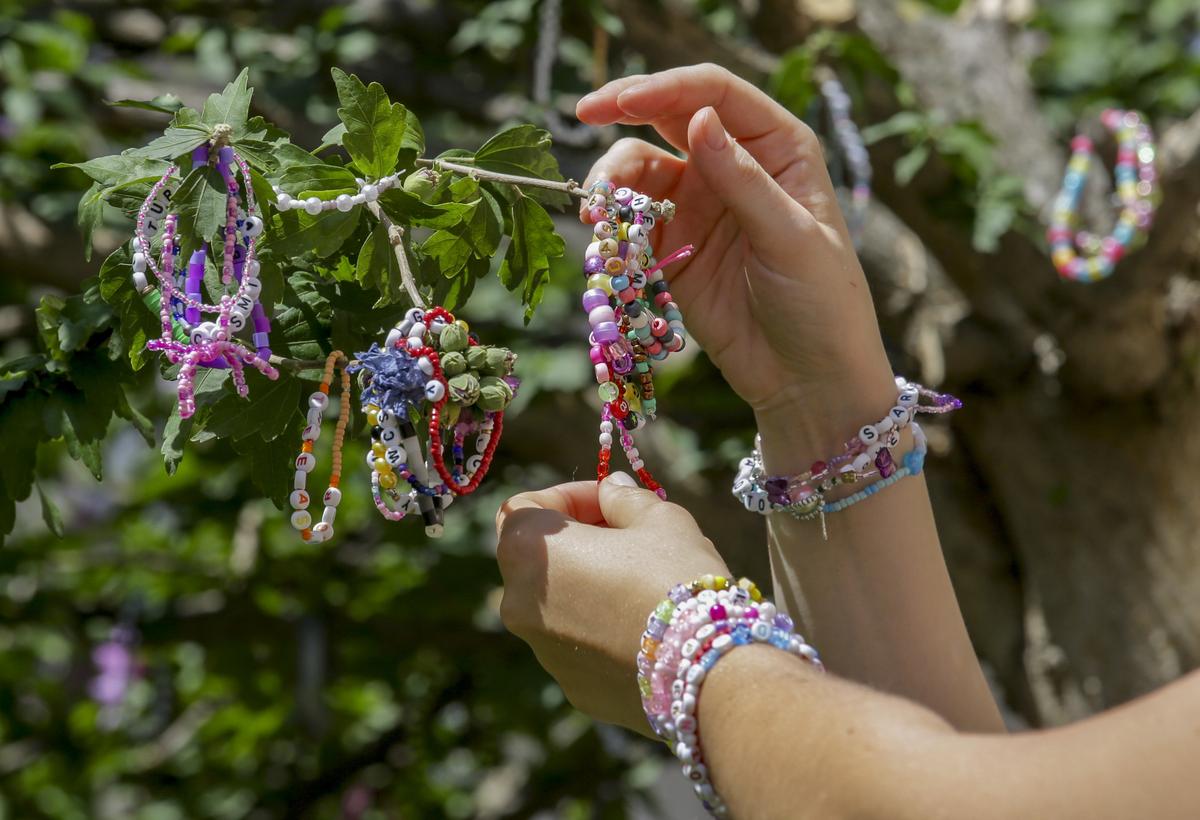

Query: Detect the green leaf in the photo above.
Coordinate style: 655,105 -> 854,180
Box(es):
0,391 -> 46,503
108,95 -> 184,115
272,275 -> 333,361
97,245 -> 159,370
206,371 -> 300,442
356,225 -> 406,305
57,152 -> 171,187
473,125 -> 570,207
269,208 -> 361,259
200,67 -> 253,138
402,109 -> 425,157
861,111 -> 929,145
161,369 -> 231,473
377,188 -> 476,228
422,229 -> 473,280
893,144 -> 930,186
331,67 -> 413,179
498,195 -> 565,302
36,479 -> 65,537
175,165 -> 230,242
232,430 -> 299,508
129,125 -> 211,160
276,163 -> 358,197
318,122 -> 347,152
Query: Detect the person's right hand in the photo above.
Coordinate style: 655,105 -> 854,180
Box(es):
577,64 -> 897,456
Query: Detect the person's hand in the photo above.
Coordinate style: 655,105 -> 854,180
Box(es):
495,473 -> 728,734
577,64 -> 897,457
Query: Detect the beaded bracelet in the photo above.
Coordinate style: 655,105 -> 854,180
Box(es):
582,180 -> 693,498
638,578 -> 823,817
732,377 -> 959,522
350,306 -> 517,537
136,141 -> 277,418
289,351 -> 351,543
1048,108 -> 1159,282
817,68 -> 871,247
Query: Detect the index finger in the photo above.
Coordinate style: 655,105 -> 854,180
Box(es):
578,64 -> 817,176
495,481 -> 606,536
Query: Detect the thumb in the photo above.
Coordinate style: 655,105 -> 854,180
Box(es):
686,106 -> 814,249
598,472 -> 666,530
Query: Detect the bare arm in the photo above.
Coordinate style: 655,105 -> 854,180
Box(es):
576,64 -> 1000,730
702,644 -> 1199,819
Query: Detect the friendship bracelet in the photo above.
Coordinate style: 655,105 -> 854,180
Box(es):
638,577 -> 823,817
136,141 -> 278,418
1048,108 -> 1159,282
583,180 -> 693,498
817,69 -> 872,247
732,377 -> 959,521
290,351 -> 351,543
350,306 -> 517,538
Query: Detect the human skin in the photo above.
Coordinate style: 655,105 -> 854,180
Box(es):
496,477 -> 1200,819
572,63 -> 1001,731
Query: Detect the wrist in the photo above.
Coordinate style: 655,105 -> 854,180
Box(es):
752,358 -> 899,476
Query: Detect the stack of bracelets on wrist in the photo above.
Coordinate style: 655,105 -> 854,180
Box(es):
135,140 -> 277,418
816,68 -> 871,247
348,306 -> 517,538
637,575 -> 823,817
1048,108 -> 1160,283
732,377 -> 960,524
582,180 -> 694,499
290,351 -> 351,543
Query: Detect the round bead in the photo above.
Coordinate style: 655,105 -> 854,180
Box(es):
309,392 -> 329,411
424,380 -> 446,402
380,427 -> 400,445
379,472 -> 398,490
598,382 -> 620,402
276,193 -> 293,211
361,184 -> 379,202
385,446 -> 407,466
296,452 -> 317,472
858,425 -> 879,445
290,489 -> 311,510
466,454 -> 483,474
290,510 -> 312,529
335,194 -> 354,212
311,521 -> 333,541
304,197 -> 323,216
242,215 -> 264,237
323,487 -> 342,507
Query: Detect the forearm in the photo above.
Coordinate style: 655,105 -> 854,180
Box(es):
700,647 -> 1200,820
754,373 -> 1002,732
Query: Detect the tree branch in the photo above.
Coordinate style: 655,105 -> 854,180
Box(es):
365,201 -> 426,309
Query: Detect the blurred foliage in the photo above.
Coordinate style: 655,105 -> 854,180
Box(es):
1,0 -> 1197,817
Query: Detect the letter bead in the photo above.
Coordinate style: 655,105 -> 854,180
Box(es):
290,490 -> 310,510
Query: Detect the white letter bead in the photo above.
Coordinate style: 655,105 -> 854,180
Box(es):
858,425 -> 879,444
410,322 -> 427,338
675,715 -> 697,735
898,390 -> 918,407
695,624 -> 715,642
889,406 -> 909,424
696,590 -> 718,606
680,692 -> 697,715
311,521 -> 332,541
758,601 -> 777,621
631,193 -> 651,212
323,487 -> 342,507
301,423 -> 320,441
441,492 -> 454,508
875,415 -> 894,434
852,453 -> 872,472
290,489 -> 310,510
377,408 -> 395,425
424,380 -> 446,402
309,392 -> 329,411
466,454 -> 483,474
418,357 -> 434,376
132,252 -> 147,272
685,665 -> 706,684
385,446 -> 407,466
132,271 -> 149,292
385,328 -> 402,348
380,428 -> 400,445
227,312 -> 247,333
672,679 -> 686,699
681,638 -> 699,657
321,506 -> 336,525
711,634 -> 733,652
751,622 -> 772,641
296,452 -> 317,472
242,278 -> 262,299
294,470 -> 308,490
290,510 -> 312,530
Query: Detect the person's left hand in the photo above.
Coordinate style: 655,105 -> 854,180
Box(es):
495,472 -> 729,734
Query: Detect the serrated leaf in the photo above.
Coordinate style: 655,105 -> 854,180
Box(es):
97,244 -> 159,370
422,230 -> 473,280
318,122 -> 347,152
200,67 -> 253,137
277,163 -> 358,197
498,196 -> 565,302
161,368 -> 230,473
36,479 -> 65,537
331,67 -> 413,179
377,188 -> 475,228
270,208 -> 361,259
232,431 -> 298,508
272,276 -> 333,361
474,125 -> 570,207
57,152 -> 171,186
129,125 -> 211,160
175,165 -> 229,242
0,391 -> 46,502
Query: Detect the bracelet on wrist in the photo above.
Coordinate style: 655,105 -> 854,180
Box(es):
637,576 -> 822,818
732,377 -> 957,524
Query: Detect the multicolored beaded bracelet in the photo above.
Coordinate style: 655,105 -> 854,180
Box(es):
638,578 -> 823,817
349,306 -> 517,537
1048,108 -> 1160,282
732,378 -> 959,522
582,180 -> 693,498
289,351 -> 351,543
816,68 -> 871,247
135,141 -> 277,418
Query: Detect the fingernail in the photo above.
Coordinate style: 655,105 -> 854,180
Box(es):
700,107 -> 728,151
606,471 -> 637,487
615,82 -> 652,114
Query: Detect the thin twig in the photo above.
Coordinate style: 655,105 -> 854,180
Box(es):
416,157 -> 588,198
365,200 -> 426,309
